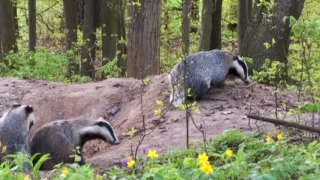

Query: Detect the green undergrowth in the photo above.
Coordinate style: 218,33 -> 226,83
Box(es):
0,48 -> 92,83
106,130 -> 320,180
2,130 -> 319,180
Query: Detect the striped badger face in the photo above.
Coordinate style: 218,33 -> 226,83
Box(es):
83,118 -> 120,145
229,56 -> 250,84
0,104 -> 35,130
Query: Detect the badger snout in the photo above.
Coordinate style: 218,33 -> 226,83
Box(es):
114,139 -> 120,145
110,139 -> 120,145
242,77 -> 251,84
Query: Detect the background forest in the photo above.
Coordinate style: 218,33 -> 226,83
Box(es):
1,0 -> 320,179
0,0 -> 319,92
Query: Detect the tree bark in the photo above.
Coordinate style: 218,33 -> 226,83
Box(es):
28,0 -> 36,52
0,0 -> 18,57
127,0 -> 162,79
101,0 -> 117,64
199,0 -> 213,51
247,0 -> 252,22
0,8 -> 3,62
63,0 -> 78,50
241,0 -> 305,73
117,0 -> 127,76
12,1 -> 19,41
81,0 -> 98,78
182,0 -> 192,55
238,0 -> 249,54
210,0 -> 223,50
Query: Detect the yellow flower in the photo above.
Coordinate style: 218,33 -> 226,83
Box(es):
278,112 -> 284,119
127,159 -> 135,168
266,136 -> 274,143
147,150 -> 159,159
62,167 -> 68,177
155,100 -> 164,106
24,175 -> 30,180
277,134 -> 284,141
225,149 -> 233,157
200,162 -> 214,175
198,152 -> 209,164
287,109 -> 295,117
154,109 -> 162,116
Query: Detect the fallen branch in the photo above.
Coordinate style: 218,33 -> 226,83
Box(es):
246,114 -> 320,133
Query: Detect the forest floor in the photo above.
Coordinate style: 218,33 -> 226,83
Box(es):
0,74 -> 313,173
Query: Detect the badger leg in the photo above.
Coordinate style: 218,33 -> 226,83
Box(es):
192,81 -> 209,100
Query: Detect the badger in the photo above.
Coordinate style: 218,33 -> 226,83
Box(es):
30,116 -> 120,170
169,49 -> 250,107
0,104 -> 35,172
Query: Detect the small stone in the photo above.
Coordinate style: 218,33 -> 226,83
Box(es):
172,118 -> 179,122
160,129 -> 167,133
96,85 -> 103,89
221,111 -> 232,115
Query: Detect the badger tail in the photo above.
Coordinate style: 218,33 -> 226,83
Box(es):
168,73 -> 185,107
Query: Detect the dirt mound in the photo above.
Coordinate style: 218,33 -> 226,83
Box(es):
0,74 -> 311,170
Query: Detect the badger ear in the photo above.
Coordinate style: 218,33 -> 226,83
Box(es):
232,56 -> 238,61
25,105 -> 33,114
12,104 -> 21,108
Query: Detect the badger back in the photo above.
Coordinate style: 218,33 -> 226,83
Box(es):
30,120 -> 77,170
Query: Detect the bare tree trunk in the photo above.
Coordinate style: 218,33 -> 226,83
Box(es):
127,0 -> 162,79
182,0 -> 192,55
28,0 -> 36,52
199,0 -> 213,51
117,0 -> 127,76
0,8 -> 3,62
101,0 -> 117,65
12,1 -> 19,41
63,0 -> 78,50
247,0 -> 252,22
242,0 -> 305,72
0,0 -> 18,57
238,0 -> 248,54
81,0 -> 98,79
210,0 -> 222,50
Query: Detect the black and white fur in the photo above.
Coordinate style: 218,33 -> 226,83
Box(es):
169,49 -> 250,107
0,104 -> 35,172
30,116 -> 120,170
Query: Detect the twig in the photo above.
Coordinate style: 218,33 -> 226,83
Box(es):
246,114 -> 320,133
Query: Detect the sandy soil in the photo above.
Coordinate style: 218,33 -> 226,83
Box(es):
0,74 -> 313,171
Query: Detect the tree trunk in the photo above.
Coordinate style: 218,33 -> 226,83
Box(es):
81,0 -> 98,79
101,0 -> 117,65
28,0 -> 36,52
0,0 -> 18,57
182,0 -> 192,55
117,0 -> 127,76
127,0 -> 162,79
199,0 -> 213,51
210,0 -> 223,50
12,1 -> 19,41
63,0 -> 78,50
0,8 -> 3,62
247,0 -> 252,22
241,0 -> 305,73
238,0 -> 249,54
